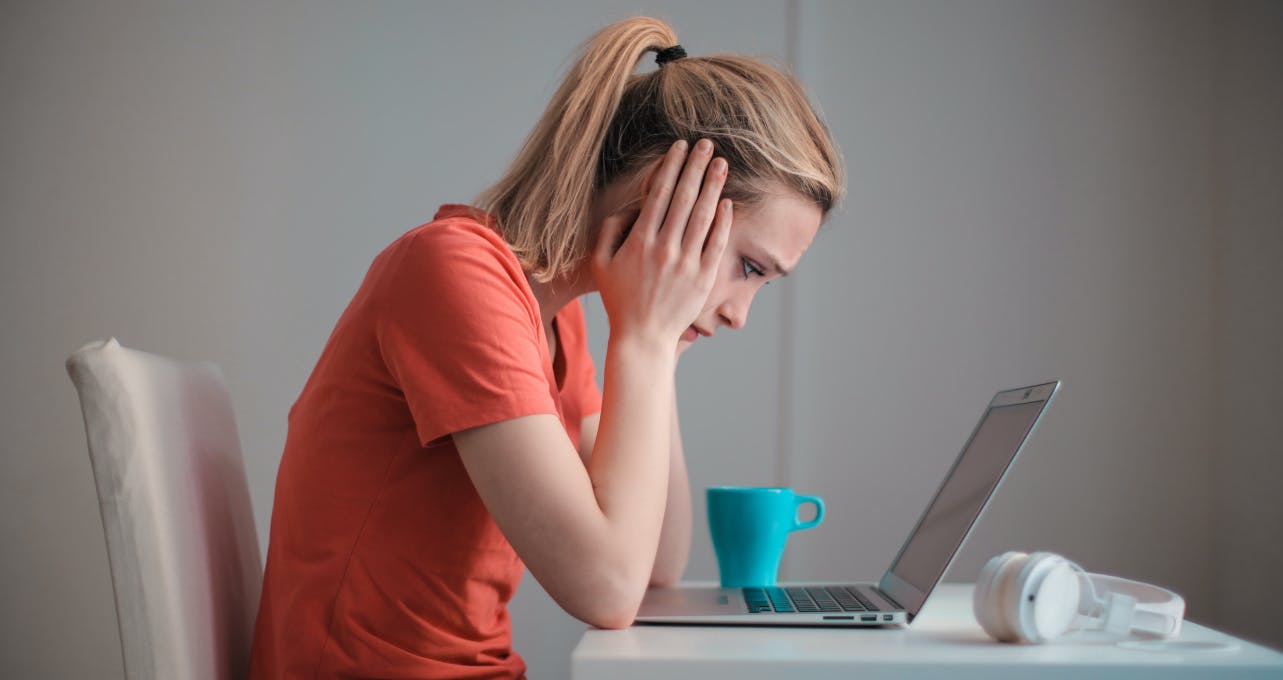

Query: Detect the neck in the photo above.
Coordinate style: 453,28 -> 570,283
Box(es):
527,262 -> 595,328
525,167 -> 641,326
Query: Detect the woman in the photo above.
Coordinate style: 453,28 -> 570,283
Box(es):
249,15 -> 844,680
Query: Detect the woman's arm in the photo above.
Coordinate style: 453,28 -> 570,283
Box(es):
578,412 -> 600,464
578,389 -> 692,588
650,387 -> 691,586
454,139 -> 729,629
454,337 -> 676,630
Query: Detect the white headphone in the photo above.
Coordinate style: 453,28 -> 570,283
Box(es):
973,551 -> 1186,643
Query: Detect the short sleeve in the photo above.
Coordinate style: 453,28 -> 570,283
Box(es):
575,355 -> 603,418
371,222 -> 557,446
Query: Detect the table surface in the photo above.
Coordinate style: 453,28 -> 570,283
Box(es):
572,583 -> 1283,680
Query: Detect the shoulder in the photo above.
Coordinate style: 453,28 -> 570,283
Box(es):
397,210 -> 515,271
373,207 -> 528,297
349,207 -> 541,337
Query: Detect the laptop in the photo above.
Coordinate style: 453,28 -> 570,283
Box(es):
636,380 -> 1060,626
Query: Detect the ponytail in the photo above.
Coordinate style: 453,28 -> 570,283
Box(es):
474,17 -> 845,283
473,18 -> 677,282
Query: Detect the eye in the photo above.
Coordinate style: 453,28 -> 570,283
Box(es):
741,257 -> 770,284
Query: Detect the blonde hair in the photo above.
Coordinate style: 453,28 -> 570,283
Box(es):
472,16 -> 845,282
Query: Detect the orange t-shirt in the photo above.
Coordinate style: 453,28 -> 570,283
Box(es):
249,205 -> 602,679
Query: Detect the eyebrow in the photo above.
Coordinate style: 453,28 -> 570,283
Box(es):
752,251 -> 792,277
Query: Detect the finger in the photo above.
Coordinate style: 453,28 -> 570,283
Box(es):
633,140 -> 689,240
660,138 -> 715,247
701,199 -> 733,270
681,156 -> 727,255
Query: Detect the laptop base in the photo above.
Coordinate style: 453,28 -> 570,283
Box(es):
636,583 -> 910,627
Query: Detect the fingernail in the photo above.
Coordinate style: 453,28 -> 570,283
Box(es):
675,139 -> 688,152
698,139 -> 713,153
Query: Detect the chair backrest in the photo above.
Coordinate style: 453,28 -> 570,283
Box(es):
66,338 -> 262,680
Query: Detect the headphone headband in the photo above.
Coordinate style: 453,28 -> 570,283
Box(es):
1083,573 -> 1186,637
974,551 -> 1186,644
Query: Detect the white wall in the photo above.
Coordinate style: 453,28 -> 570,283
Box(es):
1,1 -> 1278,678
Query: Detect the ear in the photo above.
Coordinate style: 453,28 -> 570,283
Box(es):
637,156 -> 665,203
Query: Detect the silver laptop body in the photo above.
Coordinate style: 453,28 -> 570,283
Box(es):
636,381 -> 1060,627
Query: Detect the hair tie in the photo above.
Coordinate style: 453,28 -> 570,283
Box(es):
655,44 -> 687,67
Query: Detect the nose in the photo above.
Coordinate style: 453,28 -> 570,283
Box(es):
716,295 -> 749,330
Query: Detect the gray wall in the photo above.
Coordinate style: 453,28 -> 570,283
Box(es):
794,0 -> 1224,602
1211,0 -> 1283,649
1,1 -> 1278,678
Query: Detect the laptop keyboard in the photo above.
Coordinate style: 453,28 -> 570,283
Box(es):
742,585 -> 881,614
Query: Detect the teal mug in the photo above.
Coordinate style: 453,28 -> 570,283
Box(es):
707,486 -> 825,588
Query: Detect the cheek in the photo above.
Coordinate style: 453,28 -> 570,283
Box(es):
703,278 -> 731,312
717,249 -> 737,279
702,252 -> 737,302
738,283 -> 763,318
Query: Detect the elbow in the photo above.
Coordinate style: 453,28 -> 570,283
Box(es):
585,606 -> 638,630
575,595 -> 641,630
564,567 -> 647,630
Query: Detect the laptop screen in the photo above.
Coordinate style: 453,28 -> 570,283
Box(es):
884,388 -> 1053,605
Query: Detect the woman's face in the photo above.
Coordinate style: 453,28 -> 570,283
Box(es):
678,191 -> 822,349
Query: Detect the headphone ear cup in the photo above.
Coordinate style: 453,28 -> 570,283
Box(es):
994,553 -> 1034,641
973,552 -> 1021,640
1016,554 -> 1081,643
979,552 -> 1031,642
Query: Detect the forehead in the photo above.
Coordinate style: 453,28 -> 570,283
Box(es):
731,192 -> 823,266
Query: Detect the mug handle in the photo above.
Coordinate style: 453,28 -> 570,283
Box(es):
792,494 -> 825,532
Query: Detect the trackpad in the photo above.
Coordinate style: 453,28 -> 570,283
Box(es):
638,586 -> 742,617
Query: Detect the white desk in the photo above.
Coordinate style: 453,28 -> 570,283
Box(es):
572,584 -> 1283,679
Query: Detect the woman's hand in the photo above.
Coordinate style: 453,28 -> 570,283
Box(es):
593,138 -> 733,350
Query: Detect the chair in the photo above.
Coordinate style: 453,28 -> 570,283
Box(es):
66,338 -> 262,680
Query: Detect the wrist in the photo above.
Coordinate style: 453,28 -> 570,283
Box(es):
607,333 -> 677,372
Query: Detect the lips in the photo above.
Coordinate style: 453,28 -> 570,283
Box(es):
683,325 -> 712,342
